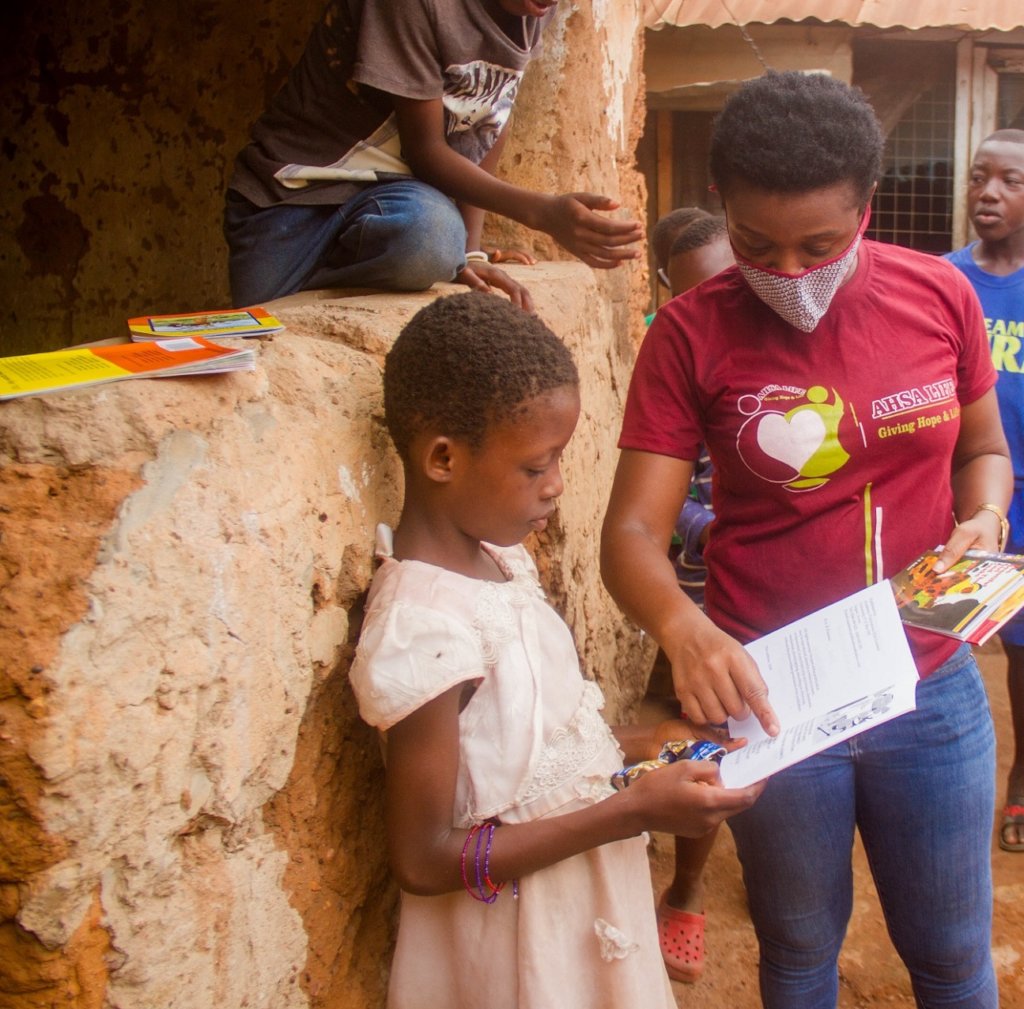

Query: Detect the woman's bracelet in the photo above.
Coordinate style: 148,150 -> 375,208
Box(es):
970,502 -> 1009,552
464,250 -> 490,264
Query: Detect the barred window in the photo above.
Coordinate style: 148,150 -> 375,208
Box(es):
867,78 -> 955,255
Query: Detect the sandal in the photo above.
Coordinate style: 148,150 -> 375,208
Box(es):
656,891 -> 705,983
999,801 -> 1024,852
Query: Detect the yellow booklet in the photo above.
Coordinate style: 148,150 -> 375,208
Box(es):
0,337 -> 255,401
127,306 -> 283,341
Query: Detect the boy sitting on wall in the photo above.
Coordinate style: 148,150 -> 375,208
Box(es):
224,0 -> 642,311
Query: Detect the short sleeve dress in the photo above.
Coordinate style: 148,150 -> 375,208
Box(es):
349,526 -> 676,1009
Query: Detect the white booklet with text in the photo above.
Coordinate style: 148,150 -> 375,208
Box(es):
718,581 -> 919,788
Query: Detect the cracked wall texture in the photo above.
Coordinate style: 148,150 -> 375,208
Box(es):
0,0 -> 649,1003
0,264 -> 652,1007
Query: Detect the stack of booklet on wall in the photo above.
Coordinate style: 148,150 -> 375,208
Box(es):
891,548 -> 1024,645
0,337 -> 255,402
127,306 -> 283,341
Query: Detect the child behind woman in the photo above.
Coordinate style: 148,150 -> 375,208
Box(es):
349,292 -> 761,1008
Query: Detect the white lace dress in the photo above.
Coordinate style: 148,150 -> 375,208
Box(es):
349,527 -> 676,1009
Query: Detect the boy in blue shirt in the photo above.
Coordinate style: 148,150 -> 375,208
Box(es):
945,128 -> 1024,852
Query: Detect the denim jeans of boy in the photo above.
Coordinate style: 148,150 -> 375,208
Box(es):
224,180 -> 467,307
728,644 -> 997,1009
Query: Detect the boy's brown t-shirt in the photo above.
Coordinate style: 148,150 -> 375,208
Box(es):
230,0 -> 552,207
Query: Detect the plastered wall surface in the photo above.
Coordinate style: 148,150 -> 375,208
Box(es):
1,1 -> 650,1003
0,266 -> 653,1008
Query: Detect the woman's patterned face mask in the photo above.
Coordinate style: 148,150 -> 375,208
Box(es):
734,206 -> 871,333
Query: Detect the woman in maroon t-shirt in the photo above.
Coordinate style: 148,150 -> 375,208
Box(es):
602,71 -> 1010,1009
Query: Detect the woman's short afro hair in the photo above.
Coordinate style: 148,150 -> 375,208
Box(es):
709,70 -> 883,203
383,292 -> 579,461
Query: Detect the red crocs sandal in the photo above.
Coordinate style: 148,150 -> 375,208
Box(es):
999,802 -> 1024,852
656,891 -> 706,983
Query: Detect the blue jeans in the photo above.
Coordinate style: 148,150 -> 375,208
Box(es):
728,645 -> 997,1009
224,180 -> 467,307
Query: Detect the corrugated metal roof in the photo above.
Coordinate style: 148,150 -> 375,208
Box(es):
644,0 -> 1024,31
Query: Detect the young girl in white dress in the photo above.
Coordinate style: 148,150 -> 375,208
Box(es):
348,291 -> 763,1009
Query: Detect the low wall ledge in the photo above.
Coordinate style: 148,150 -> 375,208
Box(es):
0,261 -> 651,1009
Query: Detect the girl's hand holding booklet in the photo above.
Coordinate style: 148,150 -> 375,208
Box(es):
891,548 -> 1024,645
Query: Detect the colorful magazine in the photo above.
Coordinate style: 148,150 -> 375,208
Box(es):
0,337 -> 255,401
890,548 -> 1024,645
127,306 -> 283,342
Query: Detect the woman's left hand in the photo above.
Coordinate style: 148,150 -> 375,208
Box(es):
933,513 -> 1003,572
455,262 -> 534,313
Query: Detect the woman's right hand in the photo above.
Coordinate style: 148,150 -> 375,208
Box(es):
600,449 -> 778,736
665,618 -> 780,737
624,758 -> 765,838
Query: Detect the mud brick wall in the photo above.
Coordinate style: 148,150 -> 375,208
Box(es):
0,1 -> 652,1004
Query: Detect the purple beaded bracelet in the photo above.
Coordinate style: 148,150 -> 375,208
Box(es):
460,821 -> 518,903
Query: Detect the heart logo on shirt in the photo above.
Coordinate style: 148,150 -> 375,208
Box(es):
756,409 -> 826,472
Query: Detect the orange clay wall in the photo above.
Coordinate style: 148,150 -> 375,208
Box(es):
0,3 -> 651,1007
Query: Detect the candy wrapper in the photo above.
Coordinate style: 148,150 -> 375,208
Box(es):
610,738 -> 727,791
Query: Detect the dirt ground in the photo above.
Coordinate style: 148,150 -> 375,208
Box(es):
644,638 -> 1024,1007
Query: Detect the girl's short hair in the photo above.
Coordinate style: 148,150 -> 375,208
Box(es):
384,292 -> 579,461
709,70 -> 883,204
